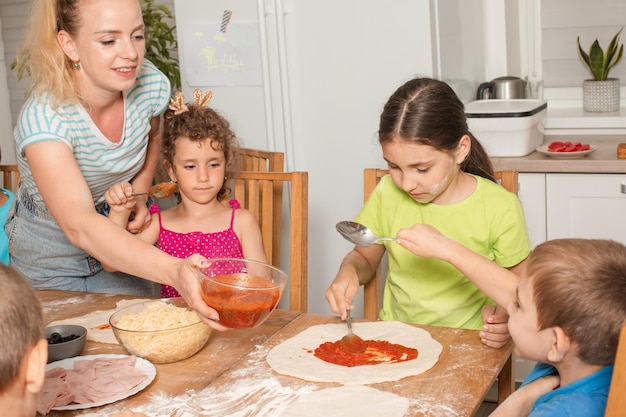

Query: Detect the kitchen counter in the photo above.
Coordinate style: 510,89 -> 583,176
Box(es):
490,134 -> 626,173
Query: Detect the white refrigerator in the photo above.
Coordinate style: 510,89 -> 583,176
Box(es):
173,0 -> 437,315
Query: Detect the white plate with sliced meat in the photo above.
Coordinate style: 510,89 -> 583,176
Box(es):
43,354 -> 156,411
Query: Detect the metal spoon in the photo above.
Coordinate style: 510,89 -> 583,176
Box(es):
132,182 -> 178,199
339,309 -> 365,354
335,221 -> 396,247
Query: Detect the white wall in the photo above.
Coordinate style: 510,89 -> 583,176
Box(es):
0,19 -> 14,163
541,0 -> 626,87
0,0 -> 20,164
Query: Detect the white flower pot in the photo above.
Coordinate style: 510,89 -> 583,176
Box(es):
582,78 -> 621,112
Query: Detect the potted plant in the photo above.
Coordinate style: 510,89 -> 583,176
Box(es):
577,28 -> 623,112
141,0 -> 181,90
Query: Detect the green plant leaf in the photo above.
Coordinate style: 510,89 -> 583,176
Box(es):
588,40 -> 605,80
141,0 -> 180,90
577,36 -> 592,71
605,30 -> 623,78
577,28 -> 623,81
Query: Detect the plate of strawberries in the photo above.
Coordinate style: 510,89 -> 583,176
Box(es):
536,141 -> 596,159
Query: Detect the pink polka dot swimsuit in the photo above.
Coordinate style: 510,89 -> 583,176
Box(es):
151,200 -> 244,298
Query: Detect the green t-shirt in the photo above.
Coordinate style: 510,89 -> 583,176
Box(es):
355,174 -> 531,330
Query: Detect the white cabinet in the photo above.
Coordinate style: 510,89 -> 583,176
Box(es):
512,173 -> 546,383
513,172 -> 626,383
547,174 -> 626,243
518,173 -> 547,248
519,172 -> 626,245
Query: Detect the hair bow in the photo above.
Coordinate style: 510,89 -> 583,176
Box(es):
168,91 -> 189,115
193,89 -> 213,107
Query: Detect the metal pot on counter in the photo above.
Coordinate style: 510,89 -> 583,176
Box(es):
476,76 -> 526,100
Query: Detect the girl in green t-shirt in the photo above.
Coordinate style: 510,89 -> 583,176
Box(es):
326,78 -> 531,348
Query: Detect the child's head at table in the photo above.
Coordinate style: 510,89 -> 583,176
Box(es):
0,264 -> 47,417
161,89 -> 240,203
378,77 -> 496,190
511,239 -> 626,365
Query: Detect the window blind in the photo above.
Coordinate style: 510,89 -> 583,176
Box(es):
541,0 -> 626,88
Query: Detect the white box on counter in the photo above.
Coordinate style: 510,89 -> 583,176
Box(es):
465,99 -> 547,157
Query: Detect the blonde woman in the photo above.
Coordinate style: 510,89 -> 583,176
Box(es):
8,0 -> 223,329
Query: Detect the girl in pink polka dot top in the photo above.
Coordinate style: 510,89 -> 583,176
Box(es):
103,89 -> 268,297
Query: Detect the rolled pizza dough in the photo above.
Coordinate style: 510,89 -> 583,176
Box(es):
279,385 -> 409,417
266,321 -> 442,385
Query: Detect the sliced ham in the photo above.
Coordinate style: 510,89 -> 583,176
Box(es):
38,367 -> 75,415
37,356 -> 149,415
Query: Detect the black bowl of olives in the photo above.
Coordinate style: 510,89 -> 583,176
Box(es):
45,325 -> 87,363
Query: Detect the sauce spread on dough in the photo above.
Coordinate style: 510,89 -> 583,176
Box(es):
313,339 -> 418,367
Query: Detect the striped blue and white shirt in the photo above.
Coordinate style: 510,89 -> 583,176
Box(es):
14,60 -> 170,206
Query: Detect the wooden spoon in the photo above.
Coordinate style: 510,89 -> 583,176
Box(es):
132,182 -> 178,199
339,309 -> 366,354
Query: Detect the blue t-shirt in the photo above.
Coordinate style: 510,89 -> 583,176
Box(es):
0,189 -> 15,265
521,362 -> 612,417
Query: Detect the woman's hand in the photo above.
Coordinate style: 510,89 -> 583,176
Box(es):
480,305 -> 511,348
170,255 -> 230,331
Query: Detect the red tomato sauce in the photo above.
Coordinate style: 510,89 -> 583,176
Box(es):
200,273 -> 280,328
313,339 -> 418,367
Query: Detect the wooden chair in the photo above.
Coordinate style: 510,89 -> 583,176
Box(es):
232,148 -> 285,172
227,170 -> 308,312
362,168 -> 519,403
230,148 -> 285,260
605,325 -> 626,416
0,165 -> 20,193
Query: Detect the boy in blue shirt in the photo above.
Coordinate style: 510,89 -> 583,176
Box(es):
0,264 -> 147,416
396,226 -> 626,417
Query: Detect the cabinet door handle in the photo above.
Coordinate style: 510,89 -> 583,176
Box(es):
622,184 -> 626,194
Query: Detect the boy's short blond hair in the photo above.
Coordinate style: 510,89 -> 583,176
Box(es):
0,265 -> 44,393
527,239 -> 626,365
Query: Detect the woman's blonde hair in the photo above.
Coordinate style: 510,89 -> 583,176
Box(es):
14,0 -> 85,105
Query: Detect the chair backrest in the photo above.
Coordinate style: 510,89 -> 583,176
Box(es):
0,165 -> 20,193
605,325 -> 626,416
231,148 -> 285,263
362,168 -> 519,320
227,170 -> 308,312
232,148 -> 285,172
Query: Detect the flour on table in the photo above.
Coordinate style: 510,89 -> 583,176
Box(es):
279,385 -> 409,417
78,377 -> 317,417
266,321 -> 443,385
48,299 -> 152,344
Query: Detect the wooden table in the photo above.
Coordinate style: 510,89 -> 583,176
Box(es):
38,290 -> 513,417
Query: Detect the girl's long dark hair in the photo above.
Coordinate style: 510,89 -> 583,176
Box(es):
378,78 -> 495,182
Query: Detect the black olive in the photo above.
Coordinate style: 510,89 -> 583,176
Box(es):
48,332 -> 62,344
61,334 -> 79,343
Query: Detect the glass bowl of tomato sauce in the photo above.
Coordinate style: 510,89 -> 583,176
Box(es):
198,258 -> 287,329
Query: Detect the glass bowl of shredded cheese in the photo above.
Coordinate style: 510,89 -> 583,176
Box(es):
109,298 -> 212,363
